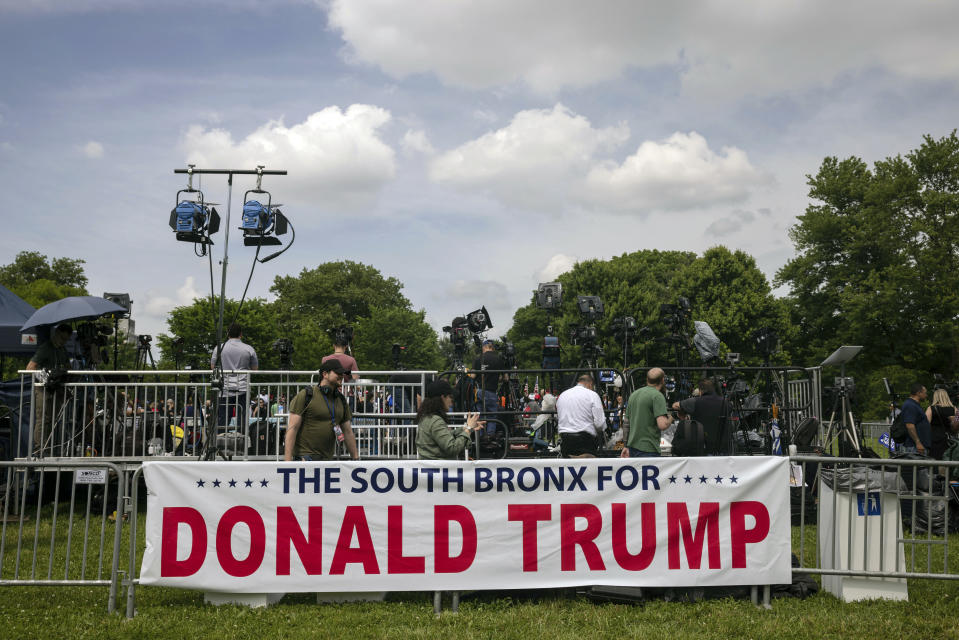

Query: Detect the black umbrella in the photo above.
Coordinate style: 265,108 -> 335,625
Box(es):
20,296 -> 127,332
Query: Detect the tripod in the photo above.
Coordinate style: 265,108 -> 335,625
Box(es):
134,340 -> 157,370
821,377 -> 862,457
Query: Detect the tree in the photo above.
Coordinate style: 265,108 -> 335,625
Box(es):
270,261 -> 410,332
0,251 -> 88,308
506,248 -> 791,371
269,260 -> 425,371
776,131 -> 959,417
353,307 -> 443,372
157,298 -> 279,370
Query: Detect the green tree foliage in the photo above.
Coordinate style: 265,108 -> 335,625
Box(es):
156,261 -> 439,373
156,298 -> 278,370
0,251 -> 88,308
270,261 -> 410,331
353,307 -> 443,372
776,131 -> 959,417
506,248 -> 790,371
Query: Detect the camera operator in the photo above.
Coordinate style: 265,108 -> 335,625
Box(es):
322,328 -> 358,382
472,339 -> 505,420
26,323 -> 73,454
284,360 -> 358,461
556,374 -> 606,457
622,367 -> 671,458
671,378 -> 731,456
211,322 -> 258,429
416,380 -> 485,460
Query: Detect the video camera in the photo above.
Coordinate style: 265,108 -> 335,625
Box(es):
76,322 -> 111,347
659,297 -> 691,334
330,325 -> 353,346
272,338 -> 294,356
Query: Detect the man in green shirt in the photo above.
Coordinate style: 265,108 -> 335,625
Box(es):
284,360 -> 359,461
623,367 -> 672,458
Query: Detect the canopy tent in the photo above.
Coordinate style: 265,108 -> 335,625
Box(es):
0,284 -> 36,357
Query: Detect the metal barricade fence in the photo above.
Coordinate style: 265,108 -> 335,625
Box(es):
790,454 -> 959,583
15,370 -> 434,461
0,460 -> 127,613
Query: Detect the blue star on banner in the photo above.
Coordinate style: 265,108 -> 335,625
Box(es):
244,479 -> 253,487
228,479 -> 237,487
212,479 -> 221,487
699,475 -> 708,484
669,475 -> 677,484
730,475 -> 738,483
684,475 -> 692,484
714,475 -> 723,484
260,479 -> 269,487
196,479 -> 205,488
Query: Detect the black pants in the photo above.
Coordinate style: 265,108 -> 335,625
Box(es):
560,431 -> 599,457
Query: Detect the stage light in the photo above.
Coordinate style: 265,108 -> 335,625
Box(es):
169,168 -> 220,245
239,199 -> 288,246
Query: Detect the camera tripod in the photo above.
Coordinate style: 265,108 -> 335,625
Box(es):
135,340 -> 157,370
821,377 -> 862,457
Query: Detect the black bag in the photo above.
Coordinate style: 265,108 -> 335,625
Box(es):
890,412 -> 908,444
672,420 -> 706,457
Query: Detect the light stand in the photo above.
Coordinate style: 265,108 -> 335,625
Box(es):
820,345 -> 863,457
172,166 -> 287,461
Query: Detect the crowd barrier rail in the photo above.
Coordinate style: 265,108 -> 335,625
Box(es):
0,454 -> 957,616
0,460 -> 126,613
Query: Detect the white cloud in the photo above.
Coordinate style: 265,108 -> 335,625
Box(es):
537,254 -> 577,282
400,129 -> 435,155
143,276 -> 203,318
585,132 -> 770,212
430,106 -> 767,214
181,105 -> 396,210
704,209 -> 757,237
444,279 -> 509,304
81,140 -> 104,158
430,104 -> 628,210
328,0 -> 959,97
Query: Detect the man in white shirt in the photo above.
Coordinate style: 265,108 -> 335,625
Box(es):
556,374 -> 606,457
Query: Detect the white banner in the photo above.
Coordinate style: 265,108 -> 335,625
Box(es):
140,457 -> 791,593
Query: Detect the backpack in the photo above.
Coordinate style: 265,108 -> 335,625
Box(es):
672,420 -> 706,457
890,411 -> 908,444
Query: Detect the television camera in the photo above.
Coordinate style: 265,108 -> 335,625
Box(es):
569,295 -> 604,365
272,337 -> 294,369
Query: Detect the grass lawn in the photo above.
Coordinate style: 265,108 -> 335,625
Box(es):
3,475 -> 959,639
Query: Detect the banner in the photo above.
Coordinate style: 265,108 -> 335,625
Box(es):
140,457 -> 791,593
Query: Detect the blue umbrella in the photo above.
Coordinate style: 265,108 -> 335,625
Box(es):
20,296 -> 127,332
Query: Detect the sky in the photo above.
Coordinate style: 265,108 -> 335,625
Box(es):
1,0 -> 957,346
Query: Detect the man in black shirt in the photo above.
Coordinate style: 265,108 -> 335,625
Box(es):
472,340 -> 505,423
672,378 -> 731,456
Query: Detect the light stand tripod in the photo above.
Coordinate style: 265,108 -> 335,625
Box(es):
172,166 -> 287,461
819,346 -> 863,457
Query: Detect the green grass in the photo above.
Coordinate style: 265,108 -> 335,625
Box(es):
3,486 -> 959,639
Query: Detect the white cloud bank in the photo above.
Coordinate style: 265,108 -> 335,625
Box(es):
328,0 -> 959,96
430,105 -> 768,214
181,105 -> 396,210
82,141 -> 104,158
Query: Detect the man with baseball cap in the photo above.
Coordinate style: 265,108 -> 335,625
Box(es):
284,360 -> 359,461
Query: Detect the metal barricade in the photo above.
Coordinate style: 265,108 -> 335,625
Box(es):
790,454 -> 959,588
0,460 -> 127,613
14,369 -> 437,462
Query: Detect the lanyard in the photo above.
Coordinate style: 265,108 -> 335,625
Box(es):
320,391 -> 336,424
